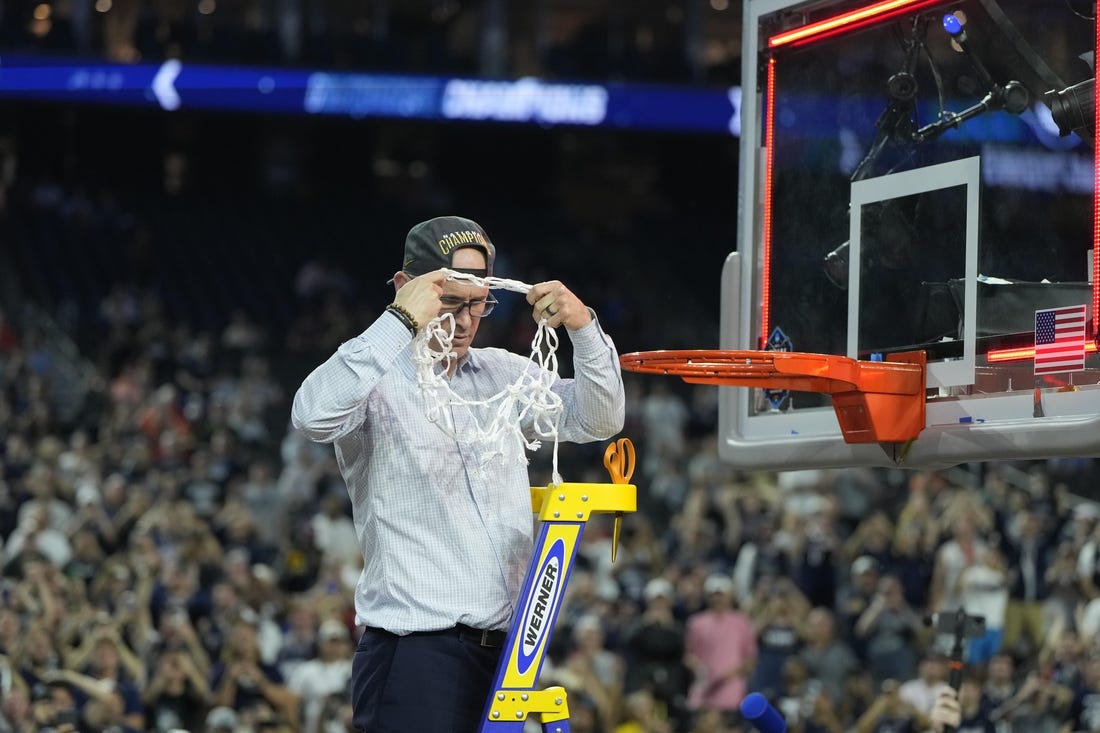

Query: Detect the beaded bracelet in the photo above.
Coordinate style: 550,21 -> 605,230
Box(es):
385,304 -> 419,336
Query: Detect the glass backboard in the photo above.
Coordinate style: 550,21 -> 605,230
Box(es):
720,0 -> 1100,469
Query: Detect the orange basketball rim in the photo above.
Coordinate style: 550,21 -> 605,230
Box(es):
620,349 -> 927,444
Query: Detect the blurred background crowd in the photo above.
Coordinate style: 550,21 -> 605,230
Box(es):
3,180 -> 1100,733
2,1 -> 1100,733
0,0 -> 742,84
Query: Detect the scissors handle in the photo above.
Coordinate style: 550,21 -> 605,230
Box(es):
603,438 -> 636,484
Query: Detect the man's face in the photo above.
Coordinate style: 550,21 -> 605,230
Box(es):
920,657 -> 946,682
439,247 -> 489,360
988,654 -> 1013,682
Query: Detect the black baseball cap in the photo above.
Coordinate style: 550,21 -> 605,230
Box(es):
391,216 -> 496,283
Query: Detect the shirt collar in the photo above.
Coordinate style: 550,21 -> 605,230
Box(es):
459,348 -> 484,373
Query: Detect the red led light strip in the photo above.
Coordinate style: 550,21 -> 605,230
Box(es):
987,341 -> 1098,364
1094,13 -> 1099,337
769,0 -> 945,48
760,56 -> 776,349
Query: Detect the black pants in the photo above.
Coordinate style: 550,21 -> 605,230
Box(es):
351,626 -> 502,733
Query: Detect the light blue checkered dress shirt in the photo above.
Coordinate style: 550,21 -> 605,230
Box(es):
291,310 -> 625,635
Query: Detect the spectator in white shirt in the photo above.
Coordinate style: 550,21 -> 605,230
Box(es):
286,618 -> 353,733
899,654 -> 950,716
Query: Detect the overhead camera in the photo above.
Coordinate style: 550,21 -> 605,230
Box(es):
1046,77 -> 1095,139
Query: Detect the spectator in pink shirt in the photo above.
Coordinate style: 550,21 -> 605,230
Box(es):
684,573 -> 757,716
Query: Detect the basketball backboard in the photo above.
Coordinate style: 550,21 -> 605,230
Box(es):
718,0 -> 1100,469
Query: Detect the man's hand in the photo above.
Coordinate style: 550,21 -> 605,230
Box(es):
930,687 -> 962,732
527,280 -> 592,331
392,270 -> 447,331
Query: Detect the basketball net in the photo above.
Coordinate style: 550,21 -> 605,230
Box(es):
411,270 -> 565,485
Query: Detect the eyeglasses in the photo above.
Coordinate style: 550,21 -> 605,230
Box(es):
439,294 -> 497,318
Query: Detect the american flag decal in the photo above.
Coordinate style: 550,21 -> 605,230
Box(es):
1034,304 -> 1087,375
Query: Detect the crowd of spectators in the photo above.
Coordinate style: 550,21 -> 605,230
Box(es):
4,193 -> 1100,733
5,268 -> 1100,733
0,0 -> 740,86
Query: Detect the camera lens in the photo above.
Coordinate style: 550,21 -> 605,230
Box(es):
1046,78 -> 1095,138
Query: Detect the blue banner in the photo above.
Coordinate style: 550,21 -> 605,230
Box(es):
0,54 -> 741,135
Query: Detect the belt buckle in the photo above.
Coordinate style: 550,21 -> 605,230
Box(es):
479,628 -> 492,647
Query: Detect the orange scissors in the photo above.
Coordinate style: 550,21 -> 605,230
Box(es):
603,438 -> 635,562
603,438 -> 636,485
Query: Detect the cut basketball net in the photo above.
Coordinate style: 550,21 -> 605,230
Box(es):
412,269 -> 566,484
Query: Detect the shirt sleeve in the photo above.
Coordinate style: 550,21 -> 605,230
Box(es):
554,312 -> 626,442
291,311 -> 413,443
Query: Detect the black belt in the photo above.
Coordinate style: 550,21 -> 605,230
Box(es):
370,624 -> 508,649
449,623 -> 507,648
